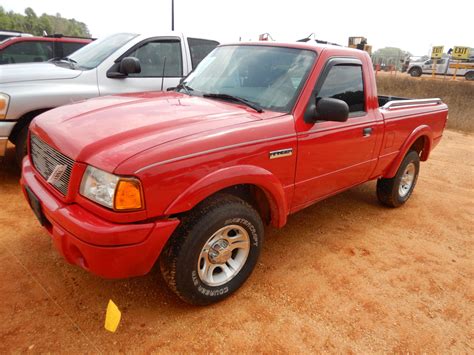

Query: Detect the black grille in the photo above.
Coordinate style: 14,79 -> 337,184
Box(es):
30,134 -> 74,195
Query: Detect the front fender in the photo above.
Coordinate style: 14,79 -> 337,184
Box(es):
383,125 -> 433,178
164,165 -> 289,227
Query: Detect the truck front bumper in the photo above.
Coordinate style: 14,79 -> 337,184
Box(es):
20,157 -> 180,279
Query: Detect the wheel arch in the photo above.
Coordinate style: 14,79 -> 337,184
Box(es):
383,126 -> 433,178
164,165 -> 289,228
408,66 -> 422,75
465,71 -> 474,81
9,108 -> 52,144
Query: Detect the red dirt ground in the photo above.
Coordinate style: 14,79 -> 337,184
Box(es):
0,130 -> 472,353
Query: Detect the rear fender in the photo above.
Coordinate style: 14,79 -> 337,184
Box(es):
383,125 -> 433,178
164,165 -> 288,227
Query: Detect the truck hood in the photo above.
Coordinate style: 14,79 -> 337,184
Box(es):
31,91 -> 281,172
0,62 -> 82,84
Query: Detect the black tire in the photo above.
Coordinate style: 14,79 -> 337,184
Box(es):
409,67 -> 422,77
15,124 -> 29,167
160,193 -> 264,305
465,71 -> 474,81
376,150 -> 420,208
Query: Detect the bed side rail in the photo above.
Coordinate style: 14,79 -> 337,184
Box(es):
381,98 -> 442,110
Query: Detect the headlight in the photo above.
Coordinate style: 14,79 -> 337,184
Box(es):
0,93 -> 10,119
79,166 -> 143,211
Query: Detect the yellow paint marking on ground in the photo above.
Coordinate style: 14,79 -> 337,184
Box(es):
104,300 -> 121,333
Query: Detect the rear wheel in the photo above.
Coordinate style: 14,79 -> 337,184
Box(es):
160,194 -> 264,305
376,150 -> 420,208
465,71 -> 474,81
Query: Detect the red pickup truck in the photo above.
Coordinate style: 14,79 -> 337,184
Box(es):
21,42 -> 448,305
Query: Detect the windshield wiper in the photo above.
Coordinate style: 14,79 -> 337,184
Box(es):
63,57 -> 77,64
202,93 -> 263,113
172,82 -> 194,95
49,56 -> 77,68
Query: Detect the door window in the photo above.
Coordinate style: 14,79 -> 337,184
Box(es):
317,65 -> 365,113
127,40 -> 182,77
188,38 -> 219,68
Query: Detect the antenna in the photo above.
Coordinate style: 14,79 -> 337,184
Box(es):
171,0 -> 175,31
160,56 -> 167,91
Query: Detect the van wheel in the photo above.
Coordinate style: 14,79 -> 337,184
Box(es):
409,67 -> 422,77
465,71 -> 474,81
15,124 -> 29,167
376,150 -> 420,208
160,194 -> 264,305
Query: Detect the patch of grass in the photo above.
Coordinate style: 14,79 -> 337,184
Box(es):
376,75 -> 474,132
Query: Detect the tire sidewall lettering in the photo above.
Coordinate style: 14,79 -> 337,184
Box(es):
190,217 -> 258,298
192,271 -> 229,296
224,217 -> 259,246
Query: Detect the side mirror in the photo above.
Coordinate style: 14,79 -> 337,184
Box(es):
304,97 -> 349,123
119,57 -> 141,75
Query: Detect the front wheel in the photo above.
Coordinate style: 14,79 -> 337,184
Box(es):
376,150 -> 420,208
465,71 -> 474,81
15,124 -> 29,167
409,67 -> 422,77
160,194 -> 264,305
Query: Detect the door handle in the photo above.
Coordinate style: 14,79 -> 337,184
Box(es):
363,127 -> 373,137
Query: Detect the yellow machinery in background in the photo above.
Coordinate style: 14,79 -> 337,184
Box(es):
349,36 -> 372,55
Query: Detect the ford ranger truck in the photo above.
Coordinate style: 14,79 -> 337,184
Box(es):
21,42 -> 448,305
0,32 -> 218,164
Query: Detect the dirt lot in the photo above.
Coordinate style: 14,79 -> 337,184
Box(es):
0,130 -> 472,353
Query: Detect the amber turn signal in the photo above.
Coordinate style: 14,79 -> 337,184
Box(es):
114,179 -> 143,210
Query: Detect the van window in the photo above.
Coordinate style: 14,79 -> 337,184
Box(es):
1,41 -> 53,63
62,42 -> 87,57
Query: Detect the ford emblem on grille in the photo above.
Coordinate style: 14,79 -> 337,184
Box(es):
30,135 -> 74,196
47,164 -> 67,184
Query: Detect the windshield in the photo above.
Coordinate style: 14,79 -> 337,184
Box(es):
68,33 -> 138,70
184,45 -> 317,113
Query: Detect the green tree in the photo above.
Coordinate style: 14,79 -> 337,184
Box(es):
0,7 -> 91,37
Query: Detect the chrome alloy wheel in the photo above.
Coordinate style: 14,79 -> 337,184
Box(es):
399,162 -> 416,197
197,225 -> 250,287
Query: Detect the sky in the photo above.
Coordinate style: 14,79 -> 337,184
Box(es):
2,0 -> 473,55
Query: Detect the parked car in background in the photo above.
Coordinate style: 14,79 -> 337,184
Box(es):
0,34 -> 93,64
0,32 -> 219,163
0,30 -> 33,41
21,42 -> 448,305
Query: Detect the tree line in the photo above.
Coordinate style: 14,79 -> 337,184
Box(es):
0,7 -> 91,38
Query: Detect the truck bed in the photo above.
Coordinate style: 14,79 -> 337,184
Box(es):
375,95 -> 448,180
378,95 -> 442,109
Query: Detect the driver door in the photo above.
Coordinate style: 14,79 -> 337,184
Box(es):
292,58 -> 379,210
